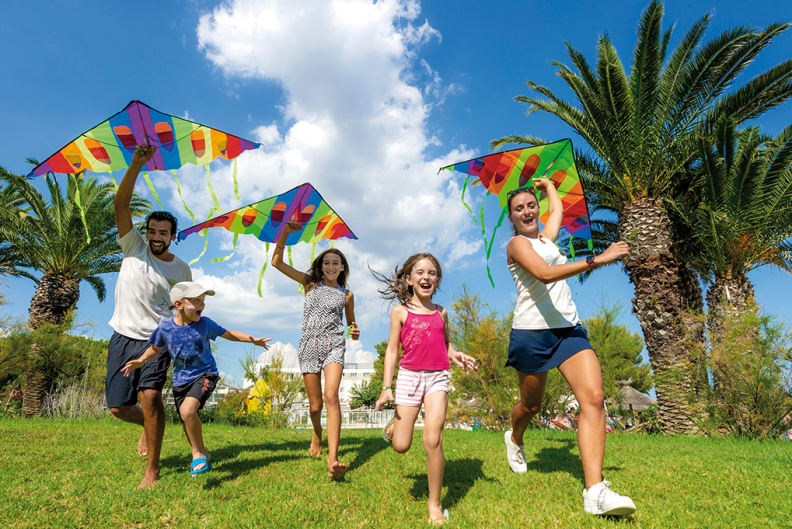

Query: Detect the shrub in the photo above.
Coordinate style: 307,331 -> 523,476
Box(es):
44,383 -> 105,419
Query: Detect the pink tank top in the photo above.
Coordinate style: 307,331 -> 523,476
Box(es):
399,308 -> 450,371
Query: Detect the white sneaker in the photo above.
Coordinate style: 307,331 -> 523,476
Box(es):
504,430 -> 527,473
582,480 -> 636,516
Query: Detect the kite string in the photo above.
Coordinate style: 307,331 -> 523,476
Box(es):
141,170 -> 163,210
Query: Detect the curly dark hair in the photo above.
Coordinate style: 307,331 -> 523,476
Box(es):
145,211 -> 178,236
371,253 -> 442,306
305,248 -> 349,292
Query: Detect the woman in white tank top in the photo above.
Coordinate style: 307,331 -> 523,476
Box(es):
502,177 -> 637,517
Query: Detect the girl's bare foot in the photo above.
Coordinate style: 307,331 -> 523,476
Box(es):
327,459 -> 348,479
309,433 -> 322,457
427,504 -> 447,525
137,431 -> 147,457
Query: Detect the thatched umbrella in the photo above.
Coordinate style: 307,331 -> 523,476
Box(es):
613,385 -> 656,414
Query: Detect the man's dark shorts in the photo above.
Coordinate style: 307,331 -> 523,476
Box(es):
105,332 -> 171,408
172,373 -> 219,420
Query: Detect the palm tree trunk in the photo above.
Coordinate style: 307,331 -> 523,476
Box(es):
21,273 -> 81,418
706,274 -> 758,397
619,198 -> 705,434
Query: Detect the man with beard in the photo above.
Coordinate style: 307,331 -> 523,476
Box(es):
106,145 -> 192,489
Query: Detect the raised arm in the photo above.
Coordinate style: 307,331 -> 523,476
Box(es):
508,236 -> 630,284
344,291 -> 360,340
375,306 -> 406,410
271,220 -> 310,285
534,177 -> 563,242
114,145 -> 156,238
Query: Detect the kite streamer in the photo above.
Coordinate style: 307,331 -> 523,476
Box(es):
440,139 -> 593,286
178,182 -> 357,296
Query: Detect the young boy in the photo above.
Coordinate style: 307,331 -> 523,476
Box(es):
121,281 -> 272,475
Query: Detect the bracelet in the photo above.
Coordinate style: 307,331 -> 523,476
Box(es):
276,244 -> 285,250
586,255 -> 598,270
382,386 -> 392,390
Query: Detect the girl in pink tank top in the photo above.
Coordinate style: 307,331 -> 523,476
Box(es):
372,253 -> 477,525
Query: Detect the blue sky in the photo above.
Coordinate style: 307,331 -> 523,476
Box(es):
2,0 -> 791,386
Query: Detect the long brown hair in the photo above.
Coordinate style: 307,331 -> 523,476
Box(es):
506,187 -> 538,235
306,248 -> 349,292
371,253 -> 443,306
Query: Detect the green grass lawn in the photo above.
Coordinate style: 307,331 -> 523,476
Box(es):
2,418 -> 789,528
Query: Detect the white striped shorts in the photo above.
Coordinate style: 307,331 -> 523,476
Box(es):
395,367 -> 450,407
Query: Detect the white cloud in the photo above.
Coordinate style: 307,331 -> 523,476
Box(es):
178,0 -> 475,335
345,339 -> 377,365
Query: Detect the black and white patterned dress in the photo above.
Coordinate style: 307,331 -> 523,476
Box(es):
298,282 -> 348,373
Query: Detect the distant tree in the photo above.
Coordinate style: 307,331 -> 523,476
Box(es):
447,287 -> 518,428
583,303 -> 652,405
240,351 -> 303,419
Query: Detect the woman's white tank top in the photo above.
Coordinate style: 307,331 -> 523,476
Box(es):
509,235 -> 580,330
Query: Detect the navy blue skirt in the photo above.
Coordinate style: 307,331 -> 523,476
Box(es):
506,324 -> 592,374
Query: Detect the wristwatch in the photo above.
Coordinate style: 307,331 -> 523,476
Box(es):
586,255 -> 598,270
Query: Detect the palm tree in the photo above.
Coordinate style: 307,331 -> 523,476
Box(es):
492,2 -> 792,433
675,118 -> 792,340
0,170 -> 150,417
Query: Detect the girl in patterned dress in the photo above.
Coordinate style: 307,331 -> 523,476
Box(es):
373,253 -> 477,525
272,220 -> 360,479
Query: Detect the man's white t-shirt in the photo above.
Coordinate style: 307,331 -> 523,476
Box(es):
108,230 -> 192,340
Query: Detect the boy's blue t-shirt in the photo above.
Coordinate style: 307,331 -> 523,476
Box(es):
148,316 -> 225,387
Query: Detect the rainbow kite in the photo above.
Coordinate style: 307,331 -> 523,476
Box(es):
440,139 -> 592,286
27,100 -> 260,177
177,182 -> 357,295
25,99 -> 260,242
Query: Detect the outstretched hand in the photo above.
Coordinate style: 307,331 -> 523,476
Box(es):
451,351 -> 478,374
120,358 -> 145,377
596,241 -> 630,266
532,177 -> 556,193
375,389 -> 394,411
131,145 -> 157,166
251,337 -> 272,349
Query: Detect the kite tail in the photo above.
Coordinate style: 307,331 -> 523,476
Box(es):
484,208 -> 507,288
310,242 -> 316,265
110,176 -> 119,192
460,175 -> 477,223
141,171 -> 163,210
232,157 -> 241,203
211,232 -> 239,263
171,170 -> 196,224
69,173 -> 91,244
588,239 -> 594,252
568,236 -> 576,259
258,242 -> 270,297
287,246 -> 306,294
205,164 -> 222,211
189,209 -> 215,266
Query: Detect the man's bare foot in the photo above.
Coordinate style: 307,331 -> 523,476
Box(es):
327,459 -> 348,479
309,433 -> 322,458
137,431 -> 148,457
136,472 -> 159,490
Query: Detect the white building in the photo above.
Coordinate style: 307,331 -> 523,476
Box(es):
246,341 -> 375,405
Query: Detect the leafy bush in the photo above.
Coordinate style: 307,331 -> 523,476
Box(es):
703,309 -> 792,438
44,382 -> 105,419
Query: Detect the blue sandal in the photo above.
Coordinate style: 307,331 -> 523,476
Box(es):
190,458 -> 211,475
